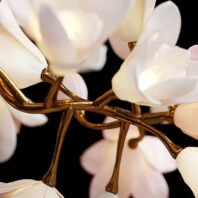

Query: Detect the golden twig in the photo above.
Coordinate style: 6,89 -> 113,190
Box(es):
42,108 -> 73,187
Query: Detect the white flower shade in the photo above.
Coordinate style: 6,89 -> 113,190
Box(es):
0,97 -> 17,162
0,179 -> 63,197
109,0 -> 156,59
57,73 -> 88,100
176,147 -> 198,197
81,117 -> 176,198
174,103 -> 198,139
116,0 -> 156,42
0,0 -> 47,88
94,192 -> 118,198
0,97 -> 48,163
31,0 -> 131,75
109,35 -> 131,60
112,2 -> 198,106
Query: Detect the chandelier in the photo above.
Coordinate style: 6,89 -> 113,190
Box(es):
0,0 -> 197,197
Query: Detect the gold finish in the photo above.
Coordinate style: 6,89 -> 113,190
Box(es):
0,68 -> 184,190
106,122 -> 130,194
42,108 -> 73,187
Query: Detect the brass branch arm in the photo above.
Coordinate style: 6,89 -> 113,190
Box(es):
0,69 -> 182,158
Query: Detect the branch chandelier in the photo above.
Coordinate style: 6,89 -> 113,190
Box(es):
0,0 -> 197,197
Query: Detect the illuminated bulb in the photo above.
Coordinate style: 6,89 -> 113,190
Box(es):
58,10 -> 103,49
139,67 -> 161,91
176,147 -> 198,197
94,192 -> 118,198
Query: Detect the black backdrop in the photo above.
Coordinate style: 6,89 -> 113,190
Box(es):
0,0 -> 198,197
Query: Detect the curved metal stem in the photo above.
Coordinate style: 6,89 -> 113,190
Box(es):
42,108 -> 73,187
106,122 -> 130,194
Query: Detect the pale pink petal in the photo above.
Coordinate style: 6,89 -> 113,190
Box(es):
0,0 -> 47,88
81,140 -> 116,175
103,117 -> 140,142
189,45 -> 198,60
138,136 -> 176,173
0,98 -> 17,162
57,73 -> 88,100
90,166 -> 113,198
8,106 -> 48,127
132,167 -> 169,198
109,35 -> 130,60
174,103 -> 198,139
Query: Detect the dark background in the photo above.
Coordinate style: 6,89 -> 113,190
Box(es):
0,0 -> 198,197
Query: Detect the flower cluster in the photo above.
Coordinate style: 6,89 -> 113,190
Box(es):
0,0 -> 198,198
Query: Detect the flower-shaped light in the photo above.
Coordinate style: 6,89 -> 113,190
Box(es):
0,0 -> 48,163
81,117 -> 176,198
0,97 -> 47,163
173,45 -> 198,139
0,179 -> 63,197
0,0 -> 47,88
7,0 -> 132,75
176,147 -> 198,197
110,0 -> 156,59
112,2 -> 198,106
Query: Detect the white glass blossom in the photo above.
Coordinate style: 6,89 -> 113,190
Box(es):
0,179 -> 63,197
57,73 -> 88,100
176,147 -> 198,197
7,0 -> 131,75
174,103 -> 198,140
110,0 -> 156,59
112,2 -> 198,106
81,117 -> 176,198
0,97 -> 48,163
0,0 -> 47,88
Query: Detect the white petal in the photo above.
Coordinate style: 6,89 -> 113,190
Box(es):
58,73 -> 88,100
0,180 -> 62,197
174,103 -> 198,139
142,1 -> 181,46
6,0 -> 32,28
0,98 -> 17,162
8,105 -> 48,127
139,136 -> 176,173
38,4 -> 76,67
85,0 -> 132,42
138,45 -> 190,92
94,192 -> 118,198
112,59 -> 149,104
0,179 -> 38,193
109,35 -> 130,60
176,147 -> 198,197
144,78 -> 197,105
103,117 -> 140,142
81,140 -> 116,175
80,45 -> 107,72
116,0 -> 146,42
0,0 -> 47,88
